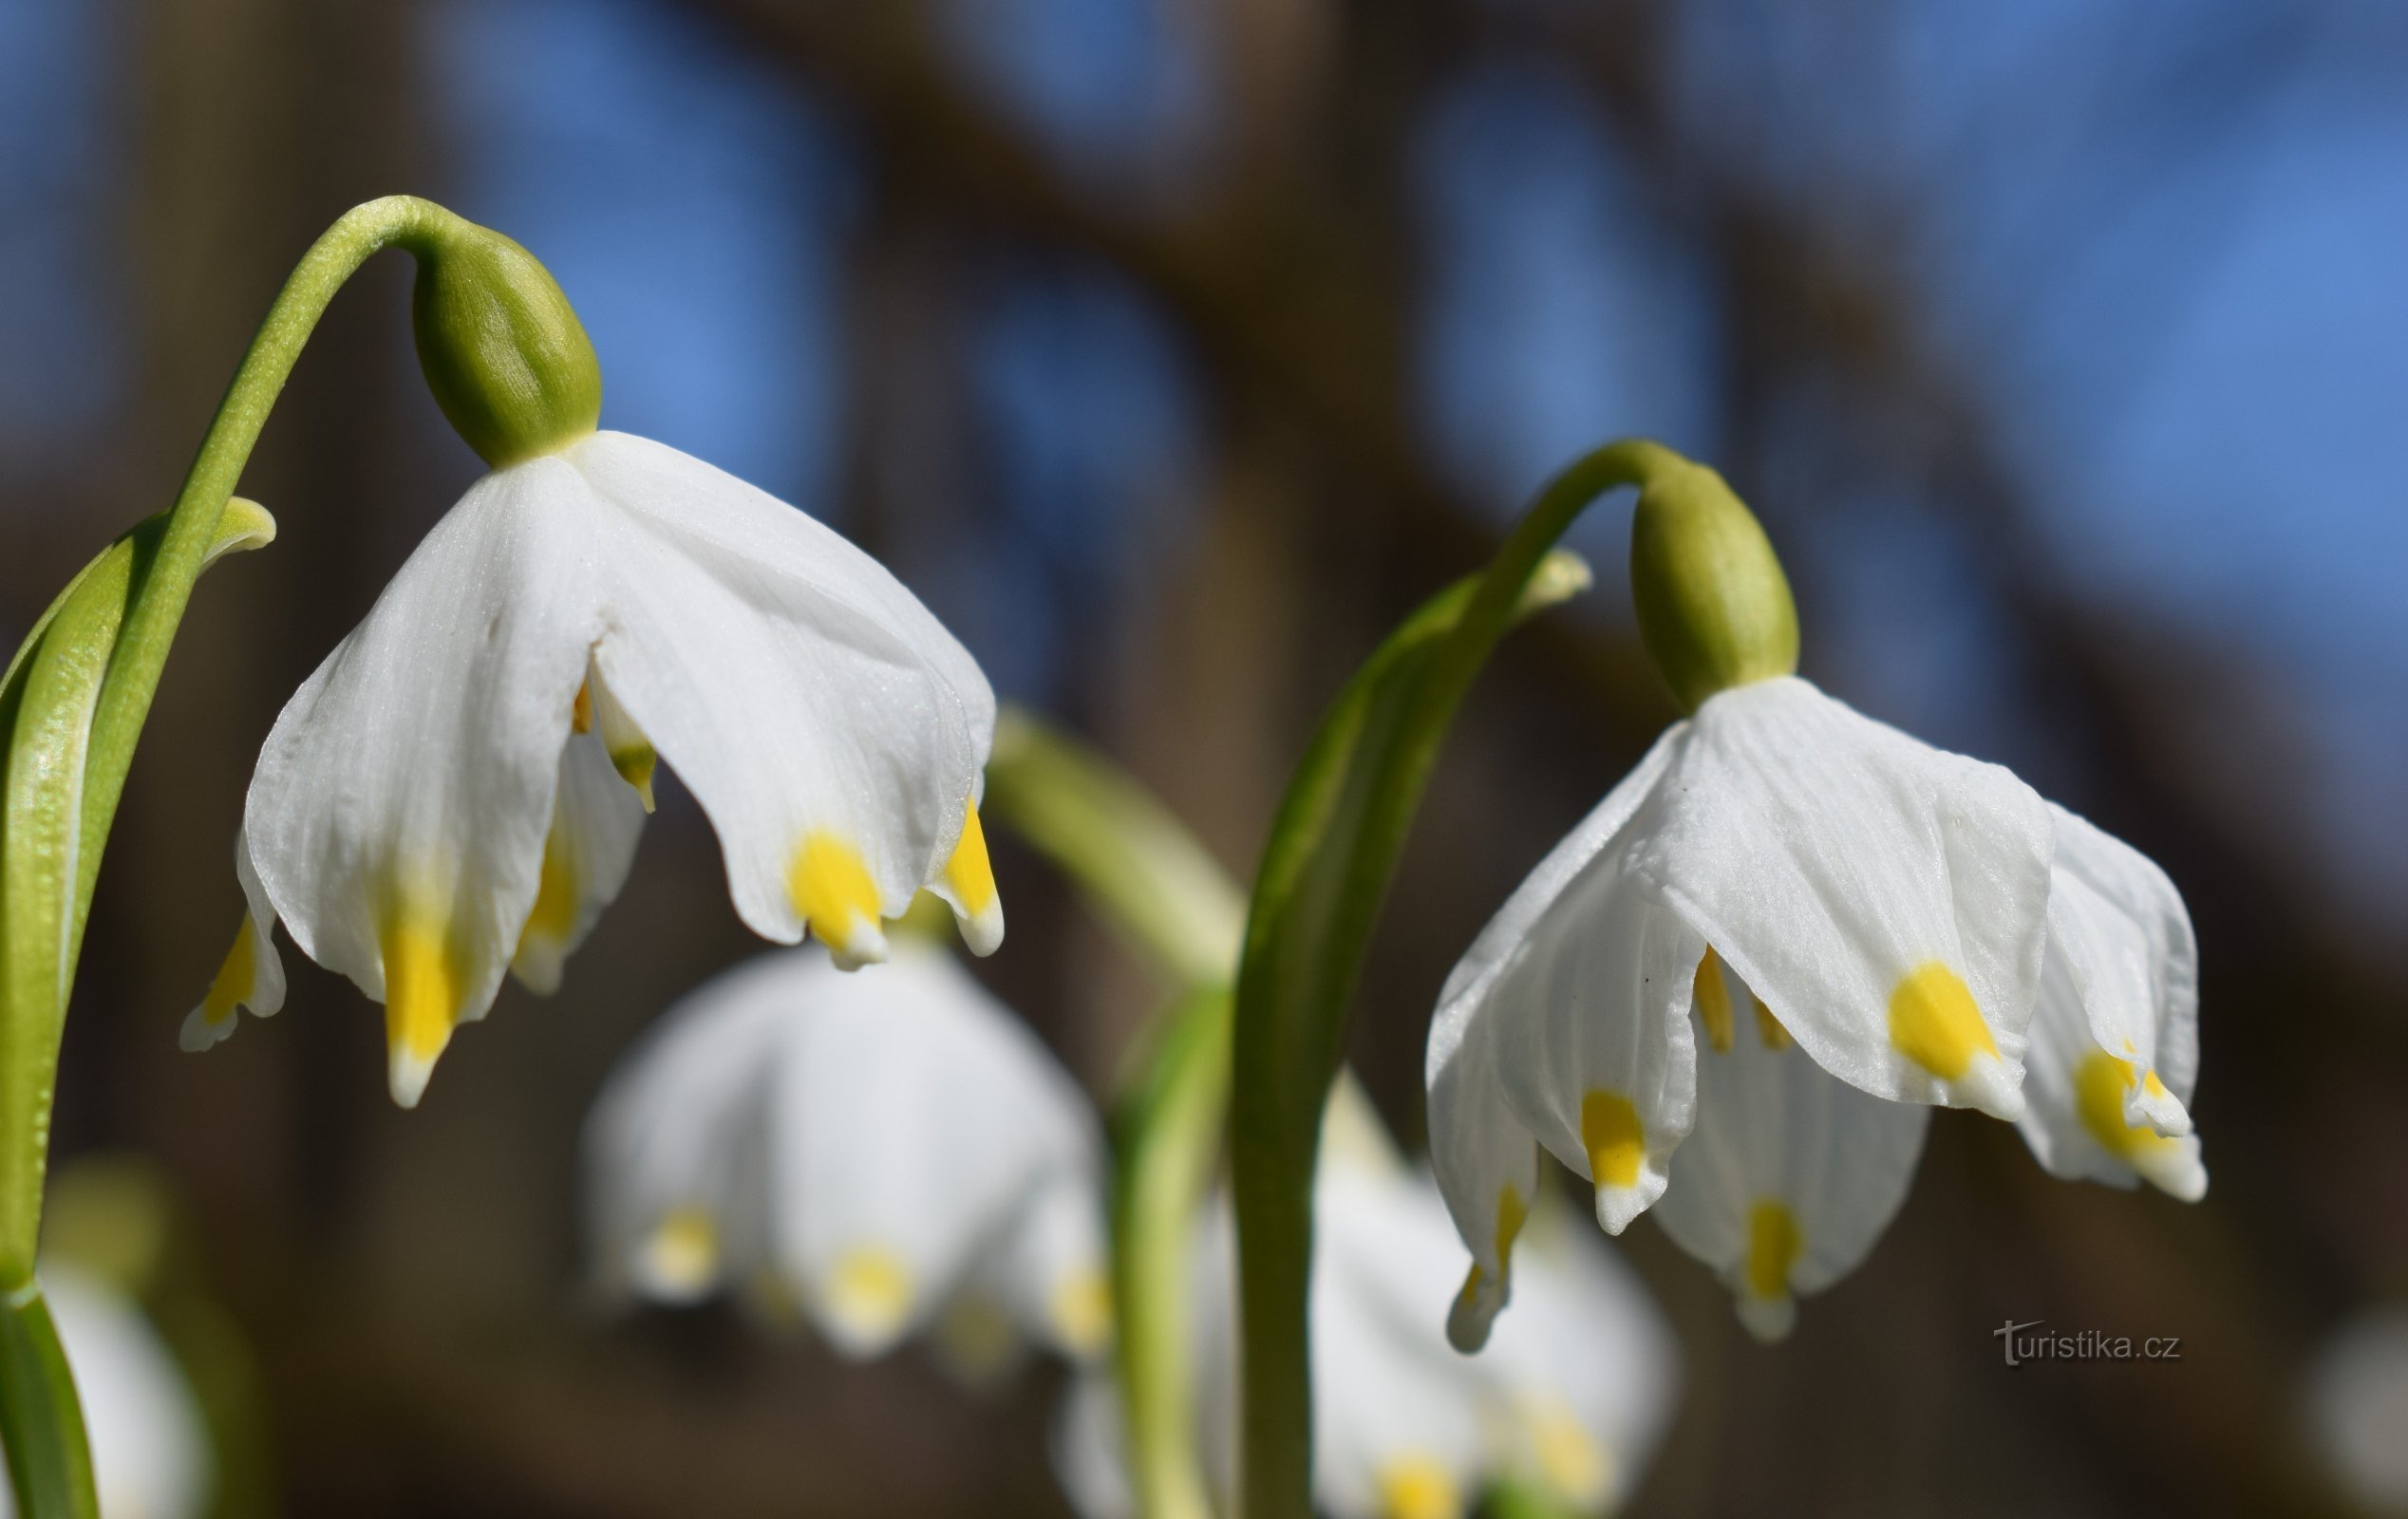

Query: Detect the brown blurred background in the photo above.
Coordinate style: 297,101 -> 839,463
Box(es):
5,0 -> 2407,1513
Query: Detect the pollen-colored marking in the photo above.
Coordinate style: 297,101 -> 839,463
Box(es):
944,801 -> 998,917
1694,949 -> 1734,1053
383,910 -> 461,1107
2075,1053 -> 2181,1161
2141,1069 -> 2171,1102
1887,962 -> 1997,1080
1744,1198 -> 1802,1302
1375,1453 -> 1462,1519
517,825 -> 580,953
1580,1090 -> 1645,1191
934,1295 -> 1019,1378
641,1208 -> 719,1298
789,832 -> 883,961
825,1246 -> 914,1341
571,681 -> 593,734
610,743 -> 657,812
199,914 -> 258,1028
1529,1398 -> 1611,1507
1495,1182 -> 1529,1267
1755,1001 -> 1794,1051
1048,1267 -> 1113,1355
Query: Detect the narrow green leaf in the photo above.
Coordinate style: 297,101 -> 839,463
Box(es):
0,1285 -> 97,1519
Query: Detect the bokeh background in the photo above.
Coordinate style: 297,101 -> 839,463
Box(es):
3,0 -> 2405,1513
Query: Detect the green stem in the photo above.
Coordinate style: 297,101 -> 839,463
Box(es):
1480,1475 -> 1575,1519
980,708 -> 1247,1519
1231,441 -> 1670,1519
0,195 -> 462,1518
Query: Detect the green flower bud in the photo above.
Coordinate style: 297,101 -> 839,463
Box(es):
407,217 -> 601,467
1627,454 -> 1798,712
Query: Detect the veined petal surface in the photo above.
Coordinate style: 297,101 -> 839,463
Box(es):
244,457 -> 606,1105
569,432 -> 993,965
1653,968 -> 1929,1341
1629,677 -> 2052,1120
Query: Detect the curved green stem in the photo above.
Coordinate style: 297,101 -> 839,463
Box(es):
0,195 -> 461,1518
1231,441 -> 1673,1519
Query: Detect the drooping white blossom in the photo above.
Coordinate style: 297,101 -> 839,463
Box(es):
1429,675 -> 2202,1343
583,940 -> 1108,1369
183,431 -> 1000,1105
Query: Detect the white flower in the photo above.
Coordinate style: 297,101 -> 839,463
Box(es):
582,939 -> 1108,1367
181,431 -> 1001,1105
0,1266 -> 212,1519
1055,1101 -> 1678,1519
2306,1305 -> 2408,1515
2014,805 -> 2206,1201
1427,675 -> 2206,1345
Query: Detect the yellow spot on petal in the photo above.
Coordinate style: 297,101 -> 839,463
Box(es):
1375,1453 -> 1461,1519
2076,1052 -> 2185,1163
383,909 -> 462,1107
1048,1267 -> 1113,1356
1580,1090 -> 1645,1191
1530,1398 -> 1612,1508
517,823 -> 580,956
1887,962 -> 1997,1080
945,801 -> 997,917
825,1246 -> 914,1341
1495,1182 -> 1528,1267
610,743 -> 657,812
1755,1000 -> 1793,1051
934,1295 -> 1020,1380
642,1208 -> 719,1298
571,681 -> 593,734
199,914 -> 258,1028
1744,1197 -> 1802,1303
2141,1069 -> 2171,1101
789,833 -> 885,965
1694,949 -> 1734,1053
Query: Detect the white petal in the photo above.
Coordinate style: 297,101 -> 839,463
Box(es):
1051,1369 -> 1139,1519
1628,677 -> 2053,1120
1653,969 -> 1930,1340
583,968 -> 788,1305
245,459 -> 606,1106
1479,1210 -> 1681,1513
976,1170 -> 1113,1361
179,833 -> 285,1053
761,942 -> 1099,1358
29,1267 -> 212,1519
567,432 -> 994,966
2015,942 -> 2208,1200
508,727 -> 647,995
2307,1305 -> 2408,1513
2046,803 -> 2199,1123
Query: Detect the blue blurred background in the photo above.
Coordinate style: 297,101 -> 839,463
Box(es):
1,0 -> 2402,1513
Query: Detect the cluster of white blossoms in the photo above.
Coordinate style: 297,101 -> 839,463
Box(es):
1056,1094 -> 1679,1519
583,940 -> 1110,1373
1429,672 -> 2206,1343
181,429 -> 1003,1108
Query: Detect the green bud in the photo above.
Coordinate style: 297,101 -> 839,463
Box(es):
408,217 -> 601,467
1627,454 -> 1798,712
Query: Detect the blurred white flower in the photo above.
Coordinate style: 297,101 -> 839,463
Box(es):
0,1266 -> 212,1519
2307,1305 -> 2408,1515
583,939 -> 1106,1369
1426,677 -> 2201,1343
1056,1097 -> 1678,1518
183,430 -> 1001,1107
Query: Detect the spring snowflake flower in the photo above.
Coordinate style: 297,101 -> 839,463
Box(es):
583,940 -> 1107,1369
0,1266 -> 213,1519
1055,1095 -> 1678,1519
183,429 -> 1001,1106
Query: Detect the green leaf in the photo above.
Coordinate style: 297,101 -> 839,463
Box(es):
0,1284 -> 97,1519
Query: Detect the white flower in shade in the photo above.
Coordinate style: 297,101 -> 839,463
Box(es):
2014,805 -> 2206,1201
1424,676 -> 2215,1348
181,430 -> 1001,1105
0,1267 -> 212,1519
2306,1306 -> 2408,1515
583,939 -> 1108,1368
1056,1099 -> 1678,1519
